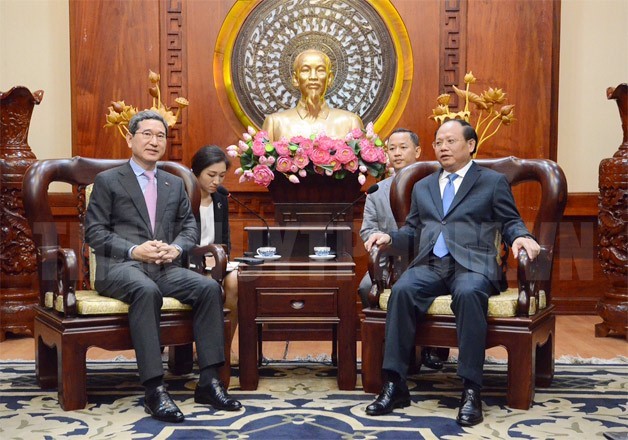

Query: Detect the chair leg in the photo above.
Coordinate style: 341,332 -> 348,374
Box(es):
535,332 -> 555,387
506,338 -> 535,410
361,319 -> 385,394
58,342 -> 88,411
34,329 -> 57,389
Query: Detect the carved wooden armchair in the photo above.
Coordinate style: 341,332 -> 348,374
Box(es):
360,157 -> 567,410
23,157 -> 231,411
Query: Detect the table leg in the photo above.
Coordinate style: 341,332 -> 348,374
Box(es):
336,281 -> 357,390
238,278 -> 259,390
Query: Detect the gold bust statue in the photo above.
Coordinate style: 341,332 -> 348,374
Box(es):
262,49 -> 363,141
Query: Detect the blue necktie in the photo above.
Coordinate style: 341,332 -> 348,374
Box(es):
433,173 -> 458,257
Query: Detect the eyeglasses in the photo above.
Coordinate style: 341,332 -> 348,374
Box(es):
135,130 -> 167,143
432,138 -> 464,149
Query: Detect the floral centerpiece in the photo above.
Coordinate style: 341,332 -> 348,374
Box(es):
226,122 -> 387,187
104,70 -> 189,138
430,71 -> 515,156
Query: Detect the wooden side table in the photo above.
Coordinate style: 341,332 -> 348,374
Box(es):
237,255 -> 357,390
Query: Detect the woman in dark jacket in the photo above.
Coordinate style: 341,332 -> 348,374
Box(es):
191,145 -> 237,343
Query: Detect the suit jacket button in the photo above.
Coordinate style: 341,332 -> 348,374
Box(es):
441,220 -> 446,224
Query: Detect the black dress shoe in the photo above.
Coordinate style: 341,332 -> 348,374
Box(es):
421,347 -> 444,370
195,378 -> 242,411
456,388 -> 483,426
365,381 -> 411,416
144,385 -> 184,423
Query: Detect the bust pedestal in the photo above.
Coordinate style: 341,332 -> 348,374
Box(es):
0,86 -> 43,340
267,172 -> 362,224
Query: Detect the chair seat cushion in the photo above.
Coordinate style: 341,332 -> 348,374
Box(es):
378,287 -> 546,317
44,290 -> 192,315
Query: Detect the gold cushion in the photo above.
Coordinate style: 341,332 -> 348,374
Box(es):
44,290 -> 191,315
378,287 -> 544,317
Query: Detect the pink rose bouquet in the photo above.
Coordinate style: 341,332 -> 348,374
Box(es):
226,122 -> 387,187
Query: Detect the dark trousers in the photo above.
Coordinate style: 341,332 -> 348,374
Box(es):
96,261 -> 225,383
382,254 -> 496,386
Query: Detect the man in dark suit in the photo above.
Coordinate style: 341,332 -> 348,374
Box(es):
359,128 -> 445,370
85,110 -> 242,422
363,119 -> 539,426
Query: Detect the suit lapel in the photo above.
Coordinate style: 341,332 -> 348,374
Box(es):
119,164 -> 152,232
446,161 -> 480,216
155,170 -> 172,236
428,172 -> 444,217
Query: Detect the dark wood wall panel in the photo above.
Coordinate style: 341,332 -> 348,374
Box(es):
70,0 -> 162,158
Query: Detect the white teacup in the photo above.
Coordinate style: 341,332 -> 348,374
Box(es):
257,246 -> 277,257
313,246 -> 331,257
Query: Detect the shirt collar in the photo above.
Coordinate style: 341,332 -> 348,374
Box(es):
129,158 -> 156,177
441,160 -> 473,181
296,100 -> 330,120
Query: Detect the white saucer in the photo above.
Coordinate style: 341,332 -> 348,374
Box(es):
255,254 -> 282,260
309,254 -> 336,260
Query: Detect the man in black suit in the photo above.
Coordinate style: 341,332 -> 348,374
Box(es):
86,110 -> 242,422
364,119 -> 539,426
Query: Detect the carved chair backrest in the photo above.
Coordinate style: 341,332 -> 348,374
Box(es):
23,157 -> 200,304
388,157 -> 567,301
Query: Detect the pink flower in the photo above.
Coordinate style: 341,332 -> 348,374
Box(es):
252,164 -> 274,187
252,139 -> 266,156
309,148 -> 332,166
226,145 -> 239,157
232,122 -> 386,186
344,159 -> 359,173
329,158 -> 342,172
334,145 -> 357,164
360,145 -> 381,163
358,173 -> 366,185
274,139 -> 290,156
254,130 -> 269,142
290,135 -> 309,144
297,139 -> 313,153
359,138 -> 373,150
275,156 -> 293,173
293,152 -> 310,169
350,127 -> 363,139
316,136 -> 335,152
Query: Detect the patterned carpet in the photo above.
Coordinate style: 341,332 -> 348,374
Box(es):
1,360 -> 626,439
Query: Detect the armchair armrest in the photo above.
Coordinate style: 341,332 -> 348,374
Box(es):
366,243 -> 401,309
516,246 -> 554,316
188,243 -> 228,285
38,246 -> 80,317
